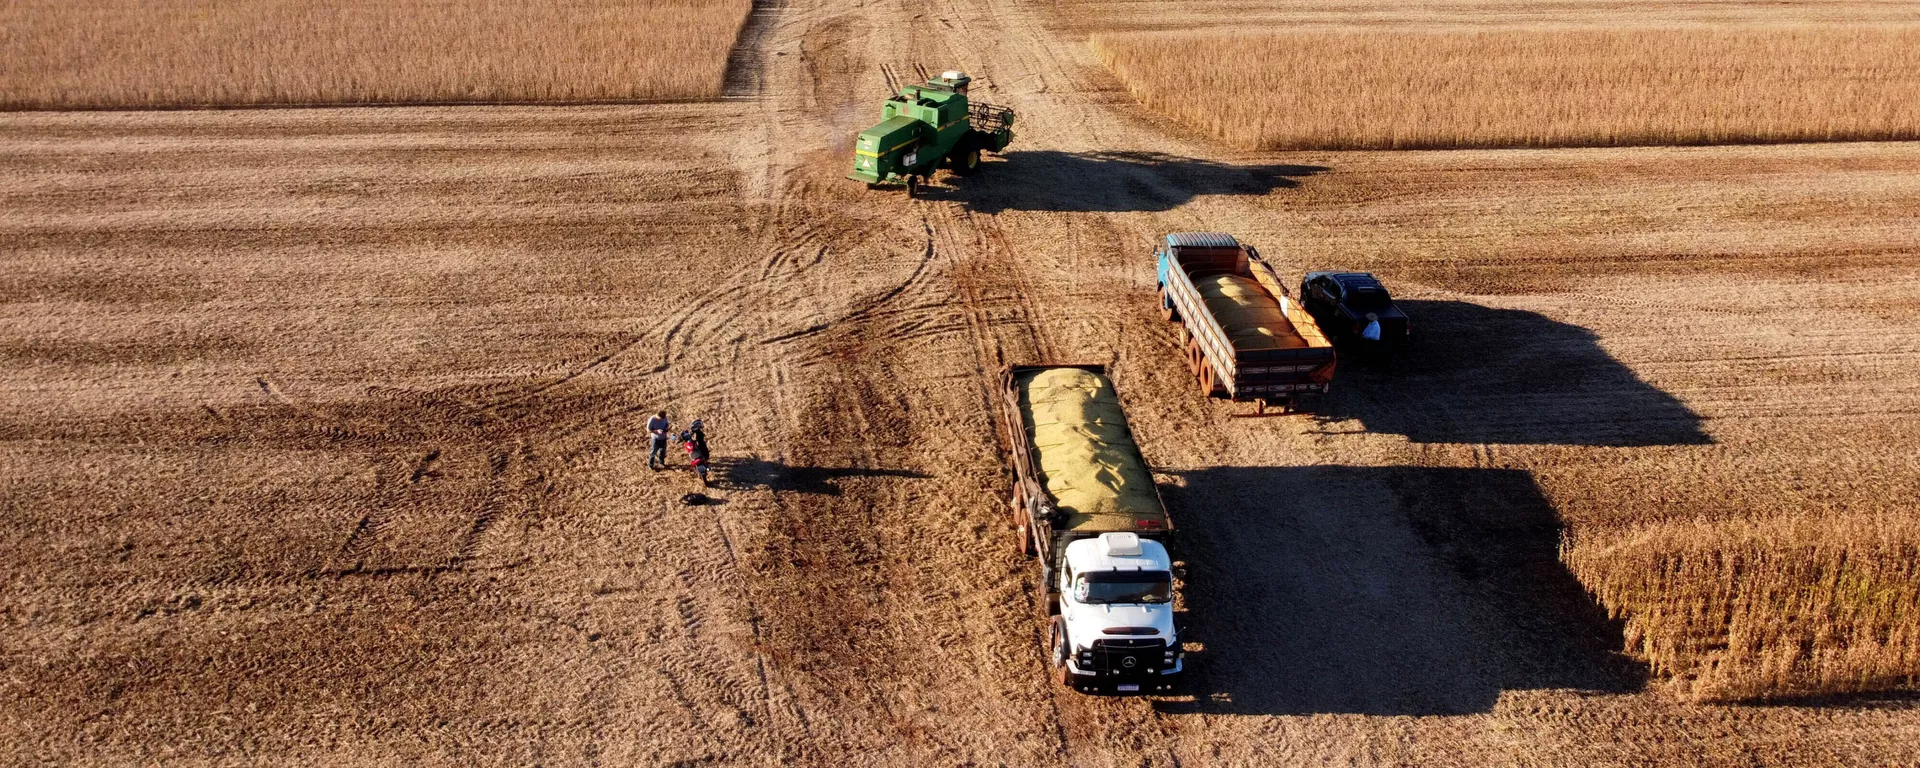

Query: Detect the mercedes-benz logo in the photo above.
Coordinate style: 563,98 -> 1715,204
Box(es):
1121,657 -> 1137,668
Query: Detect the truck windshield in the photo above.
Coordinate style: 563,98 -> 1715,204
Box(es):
1077,571 -> 1173,604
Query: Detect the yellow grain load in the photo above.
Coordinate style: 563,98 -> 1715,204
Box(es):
1196,274 -> 1306,351
1015,368 -> 1169,532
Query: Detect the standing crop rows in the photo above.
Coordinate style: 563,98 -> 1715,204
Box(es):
1092,26 -> 1920,149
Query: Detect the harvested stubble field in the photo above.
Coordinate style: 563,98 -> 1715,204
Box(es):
0,0 -> 752,108
1091,26 -> 1920,149
6,0 -> 1920,763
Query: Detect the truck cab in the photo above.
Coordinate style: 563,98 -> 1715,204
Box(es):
1301,271 -> 1410,344
1048,532 -> 1184,693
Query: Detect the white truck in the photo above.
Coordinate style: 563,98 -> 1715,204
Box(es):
997,364 -> 1185,693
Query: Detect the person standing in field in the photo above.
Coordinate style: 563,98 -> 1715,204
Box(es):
1360,312 -> 1386,368
647,411 -> 671,470
682,428 -> 710,487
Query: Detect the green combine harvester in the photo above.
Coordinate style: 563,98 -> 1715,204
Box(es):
849,69 -> 1015,196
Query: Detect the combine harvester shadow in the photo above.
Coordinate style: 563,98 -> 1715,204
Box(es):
927,150 -> 1327,214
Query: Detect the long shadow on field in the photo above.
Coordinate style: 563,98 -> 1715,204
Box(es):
715,457 -> 931,495
1156,465 -> 1644,716
1315,300 -> 1711,446
921,151 -> 1327,213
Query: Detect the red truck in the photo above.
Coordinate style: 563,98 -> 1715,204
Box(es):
1154,232 -> 1336,413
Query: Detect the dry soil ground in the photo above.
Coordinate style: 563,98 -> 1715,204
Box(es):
5,0 -> 1920,764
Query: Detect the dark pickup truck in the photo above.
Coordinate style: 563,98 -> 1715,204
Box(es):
1301,272 -> 1410,344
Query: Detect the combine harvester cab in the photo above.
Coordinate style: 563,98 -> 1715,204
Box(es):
1155,232 -> 1336,413
849,70 -> 1014,196
997,364 -> 1184,694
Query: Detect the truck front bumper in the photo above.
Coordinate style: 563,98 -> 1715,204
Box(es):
1064,658 -> 1183,693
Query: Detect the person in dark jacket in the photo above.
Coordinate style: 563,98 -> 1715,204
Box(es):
681,429 -> 711,486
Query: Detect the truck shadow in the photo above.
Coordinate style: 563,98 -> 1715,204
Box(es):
714,456 -> 931,495
922,151 -> 1327,213
1155,465 -> 1644,716
1314,300 -> 1711,446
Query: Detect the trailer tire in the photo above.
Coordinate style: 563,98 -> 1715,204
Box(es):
1199,360 -> 1217,397
1158,287 -> 1179,322
1015,519 -> 1036,558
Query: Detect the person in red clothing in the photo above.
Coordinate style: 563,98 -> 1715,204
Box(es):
682,422 -> 710,486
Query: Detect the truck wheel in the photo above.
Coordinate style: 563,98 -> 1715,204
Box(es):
1188,341 -> 1204,376
1198,361 -> 1216,397
1015,520 -> 1036,558
1048,617 -> 1073,687
950,146 -> 983,176
1158,287 -> 1179,322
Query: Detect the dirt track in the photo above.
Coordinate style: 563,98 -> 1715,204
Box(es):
6,0 -> 1920,764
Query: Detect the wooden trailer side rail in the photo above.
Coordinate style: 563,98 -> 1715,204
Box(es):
999,364 -> 1118,563
1157,237 -> 1337,408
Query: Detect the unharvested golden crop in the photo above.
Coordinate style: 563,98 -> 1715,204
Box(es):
1092,26 -> 1920,149
1567,514 -> 1920,702
0,0 -> 752,108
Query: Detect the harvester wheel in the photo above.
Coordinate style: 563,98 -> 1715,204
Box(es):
951,146 -> 983,176
904,176 -> 919,198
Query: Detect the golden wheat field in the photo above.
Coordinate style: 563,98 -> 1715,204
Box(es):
0,0 -> 752,107
1091,26 -> 1920,149
1567,513 -> 1920,702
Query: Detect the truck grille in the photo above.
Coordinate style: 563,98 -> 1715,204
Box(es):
1088,638 -> 1168,676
